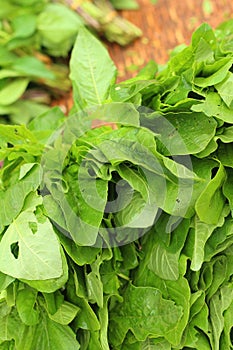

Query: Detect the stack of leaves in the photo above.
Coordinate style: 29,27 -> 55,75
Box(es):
0,0 -> 84,124
0,0 -> 141,124
0,19 -> 233,350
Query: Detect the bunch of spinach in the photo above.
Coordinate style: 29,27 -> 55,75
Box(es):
0,0 -> 142,125
0,0 -> 85,124
1,20 -> 233,350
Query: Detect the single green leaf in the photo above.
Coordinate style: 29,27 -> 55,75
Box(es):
0,46 -> 17,66
217,143 -> 233,167
0,124 -> 38,146
70,27 -> 116,108
73,298 -> 100,331
21,248 -> 68,293
194,37 -> 214,63
3,99 -> 50,125
191,23 -> 216,49
148,242 -> 180,281
109,284 -> 183,346
16,287 -> 39,326
37,3 -> 83,56
194,58 -> 233,87
215,72 -> 233,108
0,198 -> 63,280
195,163 -> 226,224
206,256 -> 228,301
223,168 -> 233,212
190,217 -> 216,271
11,14 -> 36,39
0,79 -> 29,105
86,266 -> 104,308
98,296 -> 111,350
0,166 -> 41,230
192,92 -> 233,123
42,291 -> 63,316
0,69 -> 25,79
204,216 -> 233,261
209,285 -> 233,349
0,272 -> 14,293
48,301 -> 79,325
11,56 -> 55,80
142,111 -> 217,155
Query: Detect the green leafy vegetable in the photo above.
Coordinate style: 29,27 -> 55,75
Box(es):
70,28 -> 117,110
1,19 -> 233,350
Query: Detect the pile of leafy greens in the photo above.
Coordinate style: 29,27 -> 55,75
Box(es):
0,0 -> 142,125
1,19 -> 233,350
0,0 -> 85,124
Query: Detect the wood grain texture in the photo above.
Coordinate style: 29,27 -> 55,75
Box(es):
107,0 -> 233,80
55,0 -> 233,111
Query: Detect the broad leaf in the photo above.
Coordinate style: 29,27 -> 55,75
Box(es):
70,28 -> 116,109
0,197 -> 63,280
109,284 -> 183,346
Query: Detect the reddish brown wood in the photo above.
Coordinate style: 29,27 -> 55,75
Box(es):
107,0 -> 233,80
56,0 -> 233,112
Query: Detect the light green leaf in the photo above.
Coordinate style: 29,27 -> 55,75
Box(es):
0,273 -> 14,293
194,37 -> 214,63
21,248 -> 68,293
215,72 -> 233,108
109,284 -> 183,346
26,313 -> 80,350
11,14 -> 36,38
0,69 -> 25,79
146,112 -> 217,155
16,287 -> 39,326
0,79 -> 29,106
217,143 -> 233,167
0,46 -> 17,66
70,27 -> 116,108
204,216 -> 233,261
37,3 -> 83,56
191,23 -> 216,49
194,58 -> 233,87
190,217 -> 216,271
0,165 -> 41,230
2,99 -> 49,125
192,92 -> 233,123
0,200 -> 63,280
73,298 -> 100,331
86,260 -> 104,308
11,56 -> 55,79
148,242 -> 179,280
98,296 -> 111,350
0,124 -> 38,146
0,306 -> 80,350
48,301 -> 79,325
209,285 -> 233,349
19,163 -> 37,180
195,163 -> 226,224
223,168 -> 233,212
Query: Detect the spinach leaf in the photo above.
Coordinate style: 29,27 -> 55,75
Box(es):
70,28 -> 116,110
1,18 -> 233,350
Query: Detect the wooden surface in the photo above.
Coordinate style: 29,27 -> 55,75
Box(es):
107,0 -> 233,80
56,0 -> 233,112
